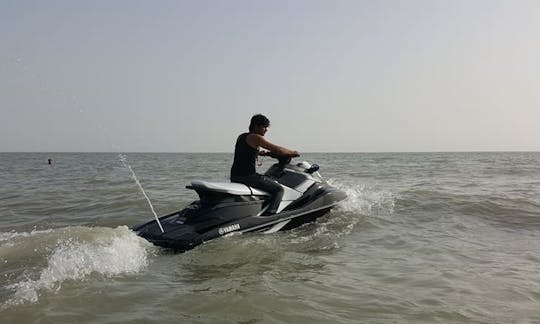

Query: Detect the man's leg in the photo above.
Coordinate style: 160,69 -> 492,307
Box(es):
232,174 -> 283,214
255,175 -> 284,214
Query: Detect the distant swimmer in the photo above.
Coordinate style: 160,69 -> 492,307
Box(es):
48,158 -> 52,165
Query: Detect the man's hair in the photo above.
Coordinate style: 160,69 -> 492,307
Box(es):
249,114 -> 270,131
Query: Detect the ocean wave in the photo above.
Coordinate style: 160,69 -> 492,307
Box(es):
458,198 -> 540,228
397,189 -> 540,228
1,226 -> 153,308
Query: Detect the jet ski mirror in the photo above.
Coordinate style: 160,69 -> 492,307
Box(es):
306,164 -> 319,174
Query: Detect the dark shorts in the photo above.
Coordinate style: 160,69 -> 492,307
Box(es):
230,174 -> 283,214
230,174 -> 282,195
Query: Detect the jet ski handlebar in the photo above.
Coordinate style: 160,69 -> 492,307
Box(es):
263,151 -> 299,158
264,151 -> 299,166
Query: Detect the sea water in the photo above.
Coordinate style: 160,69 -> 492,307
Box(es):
1,152 -> 539,323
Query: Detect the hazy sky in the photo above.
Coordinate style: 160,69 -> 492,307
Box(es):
1,0 -> 539,152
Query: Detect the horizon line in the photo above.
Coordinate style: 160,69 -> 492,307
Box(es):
1,150 -> 539,154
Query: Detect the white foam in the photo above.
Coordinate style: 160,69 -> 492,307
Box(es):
328,180 -> 396,215
0,229 -> 53,242
4,226 -> 152,307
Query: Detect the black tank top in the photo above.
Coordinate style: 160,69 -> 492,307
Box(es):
231,133 -> 258,178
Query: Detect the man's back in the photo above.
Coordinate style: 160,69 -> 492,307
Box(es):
230,133 -> 257,179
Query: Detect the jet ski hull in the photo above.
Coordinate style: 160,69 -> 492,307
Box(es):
133,185 -> 346,252
133,159 -> 347,252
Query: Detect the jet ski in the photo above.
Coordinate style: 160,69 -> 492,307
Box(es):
133,155 -> 347,252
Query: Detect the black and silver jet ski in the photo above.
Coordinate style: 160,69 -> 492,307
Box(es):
133,155 -> 347,252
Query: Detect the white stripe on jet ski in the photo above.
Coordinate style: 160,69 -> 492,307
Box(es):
263,220 -> 291,234
239,196 -> 346,234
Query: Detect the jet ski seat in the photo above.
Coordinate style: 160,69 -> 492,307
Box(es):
188,180 -> 270,196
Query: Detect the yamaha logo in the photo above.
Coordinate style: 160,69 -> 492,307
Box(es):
218,224 -> 240,235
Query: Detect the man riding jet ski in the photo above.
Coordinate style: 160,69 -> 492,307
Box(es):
133,114 -> 346,251
133,154 -> 347,252
230,114 -> 299,216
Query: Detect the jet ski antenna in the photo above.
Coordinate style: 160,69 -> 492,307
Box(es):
120,154 -> 164,233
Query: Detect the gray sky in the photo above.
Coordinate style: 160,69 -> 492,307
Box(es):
1,0 -> 539,152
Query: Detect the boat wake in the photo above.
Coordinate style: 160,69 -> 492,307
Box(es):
217,180 -> 398,253
288,180 -> 398,250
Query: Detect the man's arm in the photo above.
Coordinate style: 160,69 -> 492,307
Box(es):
246,134 -> 298,157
